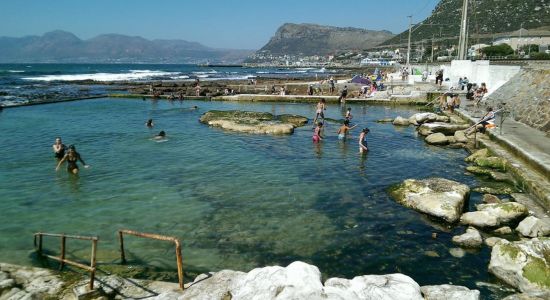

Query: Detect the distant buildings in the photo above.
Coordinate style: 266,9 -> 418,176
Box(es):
493,28 -> 550,50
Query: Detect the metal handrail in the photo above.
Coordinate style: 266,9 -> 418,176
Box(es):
117,229 -> 184,289
33,232 -> 98,290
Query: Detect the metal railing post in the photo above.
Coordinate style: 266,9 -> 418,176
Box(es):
175,241 -> 184,289
59,235 -> 66,270
118,230 -> 126,263
90,239 -> 97,290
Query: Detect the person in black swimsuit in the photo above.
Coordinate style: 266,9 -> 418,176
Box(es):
55,145 -> 89,174
52,137 -> 66,160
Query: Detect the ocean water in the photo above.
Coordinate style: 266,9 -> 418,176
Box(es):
0,98 -> 509,297
0,64 -> 335,105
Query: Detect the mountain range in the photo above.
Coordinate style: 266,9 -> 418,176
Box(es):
253,23 -> 394,56
0,30 -> 254,64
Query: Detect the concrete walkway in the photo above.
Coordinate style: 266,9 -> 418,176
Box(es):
456,108 -> 550,208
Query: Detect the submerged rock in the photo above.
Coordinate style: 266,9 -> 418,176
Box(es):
461,202 -> 527,228
452,227 -> 483,248
199,110 -> 308,135
483,194 -> 502,204
421,284 -> 480,300
473,184 -> 518,195
392,116 -> 410,126
377,118 -> 394,123
489,238 -> 550,293
389,178 -> 470,223
425,133 -> 449,145
516,216 -> 550,238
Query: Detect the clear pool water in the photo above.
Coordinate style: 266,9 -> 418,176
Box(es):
0,98 -> 505,297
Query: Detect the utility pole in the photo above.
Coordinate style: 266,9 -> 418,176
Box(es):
431,34 -> 435,62
457,0 -> 469,60
406,15 -> 412,66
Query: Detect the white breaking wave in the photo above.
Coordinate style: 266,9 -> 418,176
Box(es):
8,70 -> 25,73
171,75 -> 190,79
22,70 -> 178,82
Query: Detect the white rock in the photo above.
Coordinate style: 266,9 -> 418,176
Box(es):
477,202 -> 528,224
452,227 -> 483,248
425,133 -> 449,145
325,274 -> 423,300
516,216 -> 550,238
389,178 -> 470,223
489,238 -> 550,293
418,122 -> 469,136
421,284 -> 480,300
392,116 -> 410,126
408,112 -> 439,125
485,237 -> 505,247
494,226 -> 513,235
449,248 -> 466,258
461,211 -> 499,227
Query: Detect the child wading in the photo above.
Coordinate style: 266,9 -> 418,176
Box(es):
358,128 -> 370,154
313,98 -> 326,124
313,122 -> 324,143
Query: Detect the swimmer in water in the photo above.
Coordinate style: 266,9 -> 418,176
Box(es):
345,107 -> 353,121
154,130 -> 166,140
55,145 -> 89,174
337,120 -> 357,140
358,128 -> 370,154
312,122 -> 324,143
145,119 -> 154,127
52,137 -> 66,160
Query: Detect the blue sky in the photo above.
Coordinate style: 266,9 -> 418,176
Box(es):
0,0 -> 438,49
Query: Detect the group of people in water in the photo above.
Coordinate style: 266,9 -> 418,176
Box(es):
312,98 -> 370,153
52,137 -> 89,174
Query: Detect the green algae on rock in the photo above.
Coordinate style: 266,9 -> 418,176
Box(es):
199,110 -> 308,135
465,148 -> 489,163
475,157 -> 508,171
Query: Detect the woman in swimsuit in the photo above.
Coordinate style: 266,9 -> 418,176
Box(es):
337,120 -> 357,140
312,122 -> 324,143
56,145 -> 89,174
52,137 -> 66,160
145,119 -> 154,127
313,99 -> 326,124
358,128 -> 370,154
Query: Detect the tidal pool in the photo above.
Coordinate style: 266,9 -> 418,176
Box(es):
0,98 -> 505,297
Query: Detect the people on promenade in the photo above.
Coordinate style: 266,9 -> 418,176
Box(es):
313,98 -> 326,124
329,76 -> 335,94
359,128 -> 370,154
435,69 -> 444,86
339,85 -> 348,103
145,119 -> 154,128
55,145 -> 89,174
52,137 -> 66,160
307,84 -> 314,96
337,120 -> 357,140
313,122 -> 324,143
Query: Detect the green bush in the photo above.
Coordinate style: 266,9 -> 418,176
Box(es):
531,52 -> 550,60
482,44 -> 514,56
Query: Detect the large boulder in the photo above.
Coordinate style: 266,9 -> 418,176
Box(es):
489,238 -> 550,293
460,211 -> 499,227
418,122 -> 470,136
425,133 -> 449,145
408,112 -> 440,125
0,263 -> 64,299
477,202 -> 528,224
182,261 -> 424,300
452,227 -> 483,248
389,178 -> 470,223
324,274 -> 423,300
199,110 -> 308,135
392,116 -> 410,126
461,202 -> 527,228
516,216 -> 550,238
421,284 -> 480,300
454,131 -> 469,143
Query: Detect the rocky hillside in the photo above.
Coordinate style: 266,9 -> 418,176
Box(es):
382,0 -> 550,46
0,30 -> 254,64
256,23 -> 394,56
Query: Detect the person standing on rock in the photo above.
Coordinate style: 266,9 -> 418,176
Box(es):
329,76 -> 335,94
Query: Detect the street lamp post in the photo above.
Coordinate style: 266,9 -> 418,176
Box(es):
406,15 -> 412,66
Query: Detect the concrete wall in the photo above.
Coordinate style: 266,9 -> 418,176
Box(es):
484,64 -> 550,134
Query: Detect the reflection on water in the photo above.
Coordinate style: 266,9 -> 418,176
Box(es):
0,98 -> 501,297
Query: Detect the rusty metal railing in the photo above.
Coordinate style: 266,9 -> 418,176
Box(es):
117,229 -> 184,289
33,232 -> 98,290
